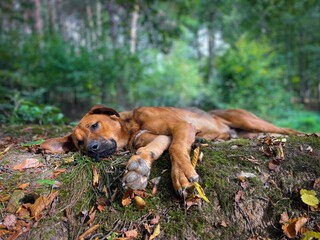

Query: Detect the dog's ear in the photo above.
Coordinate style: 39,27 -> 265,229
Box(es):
41,134 -> 75,154
87,104 -> 120,117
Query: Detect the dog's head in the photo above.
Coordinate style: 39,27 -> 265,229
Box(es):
41,105 -> 127,159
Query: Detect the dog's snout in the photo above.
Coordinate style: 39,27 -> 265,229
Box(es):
88,140 -> 100,152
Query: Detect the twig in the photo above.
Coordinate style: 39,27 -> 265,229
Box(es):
101,219 -> 122,240
79,224 -> 100,240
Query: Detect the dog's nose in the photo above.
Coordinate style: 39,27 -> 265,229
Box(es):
88,140 -> 100,152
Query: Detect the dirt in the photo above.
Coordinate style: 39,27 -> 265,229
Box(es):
0,125 -> 319,240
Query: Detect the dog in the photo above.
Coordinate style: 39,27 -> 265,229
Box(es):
41,105 -> 299,196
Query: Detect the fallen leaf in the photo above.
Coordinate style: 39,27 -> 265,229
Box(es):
5,190 -> 25,213
51,168 -> 67,178
306,145 -> 313,153
134,196 -> 146,210
191,146 -> 200,167
240,181 -> 250,190
125,229 -> 139,238
150,224 -> 161,240
26,190 -> 59,221
97,196 -> 109,212
3,214 -> 17,228
268,159 -> 280,172
282,216 -> 308,238
235,190 -> 244,203
220,220 -> 228,228
194,182 -> 210,203
275,144 -> 285,160
300,189 -> 319,208
18,182 -> 30,190
122,189 -> 133,207
279,212 -> 289,224
185,195 -> 202,210
237,171 -> 256,179
150,215 -> 160,225
314,178 -> 320,189
92,165 -> 99,188
13,158 -> 41,171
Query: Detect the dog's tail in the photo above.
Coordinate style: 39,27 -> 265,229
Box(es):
209,109 -> 301,135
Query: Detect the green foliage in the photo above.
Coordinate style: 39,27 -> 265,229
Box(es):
131,42 -> 202,107
11,100 -> 65,125
273,109 -> 320,133
216,36 -> 289,115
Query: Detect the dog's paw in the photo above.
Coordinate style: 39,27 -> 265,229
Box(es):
171,165 -> 199,198
123,157 -> 150,190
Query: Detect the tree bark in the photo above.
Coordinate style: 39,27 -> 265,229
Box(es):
34,0 -> 43,37
130,4 -> 139,54
106,0 -> 118,49
207,11 -> 215,84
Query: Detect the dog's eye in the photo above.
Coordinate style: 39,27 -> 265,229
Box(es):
78,140 -> 84,146
91,122 -> 99,130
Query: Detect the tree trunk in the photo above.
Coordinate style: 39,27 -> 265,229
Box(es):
106,0 -> 118,49
130,4 -> 139,54
207,11 -> 215,84
34,0 -> 43,37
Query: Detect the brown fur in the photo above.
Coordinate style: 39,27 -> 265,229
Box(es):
41,105 -> 300,196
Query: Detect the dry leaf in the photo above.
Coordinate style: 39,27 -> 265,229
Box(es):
279,212 -> 289,224
150,224 -> 161,240
191,146 -> 200,167
268,159 -> 280,172
122,189 -> 133,207
3,214 -> 17,228
282,216 -> 308,238
125,229 -> 139,238
51,168 -> 67,178
97,196 -> 109,212
92,165 -> 99,188
26,190 -> 59,221
314,178 -> 320,189
275,144 -> 285,160
235,190 -> 244,203
185,195 -> 202,210
5,190 -> 25,213
13,158 -> 41,171
150,215 -> 160,225
18,182 -> 30,190
220,220 -> 228,228
240,181 -> 250,190
134,196 -> 146,210
306,145 -> 313,153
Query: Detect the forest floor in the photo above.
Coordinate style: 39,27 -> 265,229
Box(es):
0,125 -> 319,240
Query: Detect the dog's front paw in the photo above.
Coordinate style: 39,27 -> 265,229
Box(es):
171,164 -> 199,198
123,157 -> 151,190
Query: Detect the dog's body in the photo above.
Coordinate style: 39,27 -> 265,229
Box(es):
41,105 -> 299,196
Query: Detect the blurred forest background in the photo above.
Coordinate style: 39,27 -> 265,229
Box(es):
0,0 -> 319,132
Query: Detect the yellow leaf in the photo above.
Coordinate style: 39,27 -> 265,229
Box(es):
150,224 -> 161,240
194,182 -> 210,203
300,189 -> 316,196
134,196 -> 146,210
300,189 -> 319,208
301,194 -> 319,208
191,146 -> 200,167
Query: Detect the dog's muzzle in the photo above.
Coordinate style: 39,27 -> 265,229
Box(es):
87,139 -> 117,159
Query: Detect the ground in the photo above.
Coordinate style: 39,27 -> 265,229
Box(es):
0,125 -> 319,240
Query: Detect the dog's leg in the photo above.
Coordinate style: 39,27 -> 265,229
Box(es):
169,122 -> 199,197
123,135 -> 171,190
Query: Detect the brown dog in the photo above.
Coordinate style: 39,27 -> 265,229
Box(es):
41,105 -> 299,196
